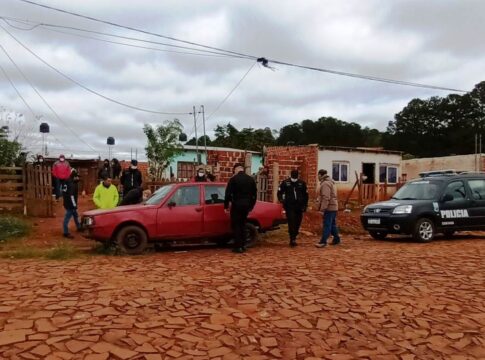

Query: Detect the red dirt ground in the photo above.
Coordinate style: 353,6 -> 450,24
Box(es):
0,199 -> 484,359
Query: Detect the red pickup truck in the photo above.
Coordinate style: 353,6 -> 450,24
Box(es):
82,182 -> 286,254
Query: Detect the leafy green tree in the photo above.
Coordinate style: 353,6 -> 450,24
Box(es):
143,119 -> 184,180
0,128 -> 22,167
186,135 -> 212,146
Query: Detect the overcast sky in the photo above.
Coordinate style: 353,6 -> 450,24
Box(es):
0,0 -> 484,160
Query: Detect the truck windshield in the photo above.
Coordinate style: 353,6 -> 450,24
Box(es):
392,180 -> 442,200
145,185 -> 174,205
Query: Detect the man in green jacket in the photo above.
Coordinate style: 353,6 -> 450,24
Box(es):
93,172 -> 119,209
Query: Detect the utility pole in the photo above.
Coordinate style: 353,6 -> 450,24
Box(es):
193,106 -> 199,164
200,105 -> 207,164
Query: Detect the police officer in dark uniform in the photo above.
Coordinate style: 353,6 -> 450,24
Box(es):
224,163 -> 257,253
277,169 -> 309,247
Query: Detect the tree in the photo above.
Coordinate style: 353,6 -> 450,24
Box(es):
143,119 -> 184,180
211,123 -> 275,151
186,135 -> 212,146
0,127 -> 22,167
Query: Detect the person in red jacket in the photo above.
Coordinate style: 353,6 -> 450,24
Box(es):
52,154 -> 71,200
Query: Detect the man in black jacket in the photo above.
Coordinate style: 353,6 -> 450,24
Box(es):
224,163 -> 257,253
62,169 -> 81,238
120,160 -> 143,194
277,169 -> 309,247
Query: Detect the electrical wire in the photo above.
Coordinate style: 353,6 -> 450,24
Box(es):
12,1 -> 467,92
0,24 -> 192,115
0,61 -> 68,149
206,62 -> 256,121
15,0 -> 258,60
1,17 -> 250,59
266,58 -> 467,93
0,44 -> 98,152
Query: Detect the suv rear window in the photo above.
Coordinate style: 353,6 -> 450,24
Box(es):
392,180 -> 442,200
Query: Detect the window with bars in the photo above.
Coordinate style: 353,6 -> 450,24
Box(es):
177,162 -> 195,179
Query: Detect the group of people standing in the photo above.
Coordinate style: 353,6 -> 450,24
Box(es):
277,168 -> 340,248
224,163 -> 341,254
93,159 -> 144,209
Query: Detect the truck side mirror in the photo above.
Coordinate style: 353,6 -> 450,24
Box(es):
168,201 -> 176,208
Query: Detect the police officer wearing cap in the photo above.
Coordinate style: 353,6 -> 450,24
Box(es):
277,169 -> 309,247
224,163 -> 257,253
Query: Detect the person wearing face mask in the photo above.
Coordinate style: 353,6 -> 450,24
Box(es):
98,159 -> 111,180
194,168 -> 208,182
93,172 -> 119,209
34,154 -> 45,167
277,169 -> 309,247
62,168 -> 82,238
315,169 -> 341,248
120,160 -> 143,194
52,154 -> 71,200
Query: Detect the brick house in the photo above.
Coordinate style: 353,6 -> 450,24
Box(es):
265,145 -> 402,203
161,145 -> 263,183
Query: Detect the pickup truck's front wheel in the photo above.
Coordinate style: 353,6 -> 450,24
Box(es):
116,225 -> 148,255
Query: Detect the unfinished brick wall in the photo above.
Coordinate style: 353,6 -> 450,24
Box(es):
265,145 -> 319,202
207,150 -> 247,183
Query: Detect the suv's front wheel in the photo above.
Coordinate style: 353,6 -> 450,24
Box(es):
413,218 -> 435,242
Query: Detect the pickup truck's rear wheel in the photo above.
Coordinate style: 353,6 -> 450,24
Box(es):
413,218 -> 435,243
116,225 -> 148,255
369,231 -> 388,240
245,223 -> 259,248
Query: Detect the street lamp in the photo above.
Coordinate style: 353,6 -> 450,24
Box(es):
39,122 -> 49,156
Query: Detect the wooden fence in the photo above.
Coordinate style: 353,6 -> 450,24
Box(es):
0,167 -> 24,214
24,165 -> 54,217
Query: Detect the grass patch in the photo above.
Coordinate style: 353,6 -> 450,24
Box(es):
0,241 -> 81,260
0,245 -> 43,259
0,216 -> 30,242
44,242 -> 80,260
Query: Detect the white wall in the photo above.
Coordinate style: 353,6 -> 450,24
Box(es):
402,154 -> 485,180
317,149 -> 402,190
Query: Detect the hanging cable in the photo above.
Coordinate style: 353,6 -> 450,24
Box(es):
0,44 -> 98,152
11,2 -> 466,92
15,0 -> 258,60
0,24 -> 192,115
0,16 -> 250,60
0,61 -> 68,149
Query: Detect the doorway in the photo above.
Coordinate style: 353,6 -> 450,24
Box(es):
362,163 -> 376,184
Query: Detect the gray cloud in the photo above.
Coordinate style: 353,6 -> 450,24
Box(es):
1,0 -> 483,159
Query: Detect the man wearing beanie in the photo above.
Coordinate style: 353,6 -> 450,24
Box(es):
277,169 -> 308,247
121,159 -> 143,195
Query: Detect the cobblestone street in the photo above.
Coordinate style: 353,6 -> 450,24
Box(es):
0,233 -> 484,359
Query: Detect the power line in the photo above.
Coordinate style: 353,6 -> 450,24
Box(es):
0,44 -> 98,152
0,60 -> 68,149
15,0 -> 257,60
1,17 -> 249,59
0,24 -> 192,115
206,62 -> 257,120
13,1 -> 467,92
185,62 -> 257,141
264,58 -> 467,93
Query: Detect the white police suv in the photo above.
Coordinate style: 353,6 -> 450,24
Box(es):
361,172 -> 485,242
